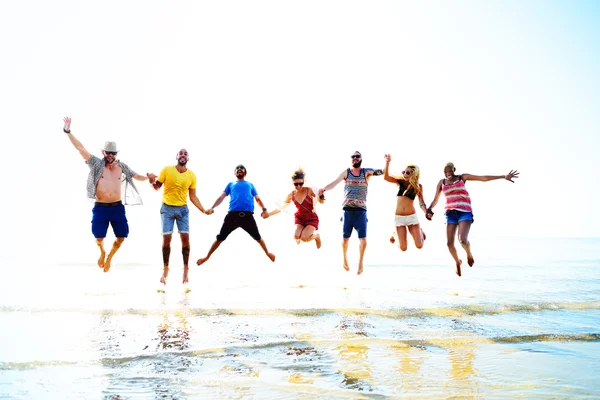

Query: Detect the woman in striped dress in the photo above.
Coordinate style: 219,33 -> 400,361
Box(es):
427,162 -> 519,277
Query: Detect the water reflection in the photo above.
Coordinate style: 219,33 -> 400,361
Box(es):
335,313 -> 374,392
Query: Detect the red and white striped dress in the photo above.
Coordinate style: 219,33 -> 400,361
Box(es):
442,178 -> 473,213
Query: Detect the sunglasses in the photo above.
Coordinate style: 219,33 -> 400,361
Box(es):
351,155 -> 361,159
402,169 -> 412,175
293,182 -> 304,187
105,151 -> 117,156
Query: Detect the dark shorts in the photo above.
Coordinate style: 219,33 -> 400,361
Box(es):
445,210 -> 474,225
342,207 -> 367,239
216,211 -> 261,241
294,214 -> 319,230
91,201 -> 129,239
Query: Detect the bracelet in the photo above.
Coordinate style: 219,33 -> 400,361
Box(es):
63,128 -> 71,134
420,203 -> 426,207
262,207 -> 267,212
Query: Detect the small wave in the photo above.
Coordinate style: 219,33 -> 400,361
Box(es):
0,360 -> 77,371
2,301 -> 599,319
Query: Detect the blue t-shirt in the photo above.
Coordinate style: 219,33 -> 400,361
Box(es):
224,180 -> 258,211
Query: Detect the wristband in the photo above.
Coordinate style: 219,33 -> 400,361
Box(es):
63,128 -> 71,134
262,207 -> 267,212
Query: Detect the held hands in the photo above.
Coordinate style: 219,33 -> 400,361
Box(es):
261,210 -> 269,219
505,170 -> 520,182
317,188 -> 325,197
205,208 -> 214,215
146,173 -> 157,184
425,208 -> 434,221
384,154 -> 391,163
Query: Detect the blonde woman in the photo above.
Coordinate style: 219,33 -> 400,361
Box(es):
265,168 -> 323,248
384,154 -> 428,251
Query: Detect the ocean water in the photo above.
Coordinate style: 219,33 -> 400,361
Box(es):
1,236 -> 599,399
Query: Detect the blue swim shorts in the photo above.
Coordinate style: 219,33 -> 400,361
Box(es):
91,201 -> 129,239
445,210 -> 474,225
161,203 -> 190,235
341,208 -> 368,239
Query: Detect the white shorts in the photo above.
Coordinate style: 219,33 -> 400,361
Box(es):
395,213 -> 419,227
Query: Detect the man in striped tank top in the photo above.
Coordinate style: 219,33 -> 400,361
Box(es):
318,151 -> 384,275
427,162 -> 519,277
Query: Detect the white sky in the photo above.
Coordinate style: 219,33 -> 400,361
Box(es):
1,1 -> 599,263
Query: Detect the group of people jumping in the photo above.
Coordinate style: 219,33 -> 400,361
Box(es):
63,117 -> 519,285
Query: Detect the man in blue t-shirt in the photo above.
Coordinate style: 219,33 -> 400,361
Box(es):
196,164 -> 276,266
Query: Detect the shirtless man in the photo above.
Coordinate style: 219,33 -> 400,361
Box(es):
63,116 -> 150,272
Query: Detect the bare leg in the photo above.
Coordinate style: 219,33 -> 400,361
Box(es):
103,237 -> 125,273
181,233 -> 190,284
96,238 -> 106,269
256,239 -> 276,262
408,224 -> 424,249
446,224 -> 462,277
299,225 -> 320,248
294,224 -> 303,244
357,238 -> 367,275
160,234 -> 172,285
395,226 -> 409,251
457,221 -> 474,267
342,238 -> 350,271
196,240 -> 224,266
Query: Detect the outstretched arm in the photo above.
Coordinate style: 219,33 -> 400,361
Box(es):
133,173 -> 150,182
462,170 -> 519,183
267,192 -> 293,217
383,154 -> 401,184
318,170 -> 347,197
63,117 -> 91,162
206,192 -> 227,214
189,188 -> 207,214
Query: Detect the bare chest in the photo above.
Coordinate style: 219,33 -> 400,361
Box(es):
101,165 -> 123,183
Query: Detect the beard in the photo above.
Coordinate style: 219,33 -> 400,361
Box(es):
352,160 -> 362,168
178,159 -> 188,166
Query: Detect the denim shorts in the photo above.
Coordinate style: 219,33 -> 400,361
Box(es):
341,208 -> 368,239
91,201 -> 129,239
445,210 -> 474,225
160,203 -> 190,235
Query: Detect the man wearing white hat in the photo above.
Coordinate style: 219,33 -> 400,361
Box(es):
63,116 -> 151,273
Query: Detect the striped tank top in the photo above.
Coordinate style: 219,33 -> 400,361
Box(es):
343,168 -> 368,210
442,178 -> 472,212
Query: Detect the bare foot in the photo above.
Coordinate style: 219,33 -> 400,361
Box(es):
455,260 -> 463,277
389,232 -> 396,244
160,266 -> 169,285
182,267 -> 189,284
357,263 -> 364,275
467,255 -> 475,267
422,230 -> 426,241
295,238 -> 301,245
267,253 -> 276,262
196,257 -> 208,266
315,234 -> 322,249
343,261 -> 350,271
103,258 -> 112,273
97,252 -> 106,269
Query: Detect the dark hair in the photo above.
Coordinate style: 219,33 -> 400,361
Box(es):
291,169 -> 305,180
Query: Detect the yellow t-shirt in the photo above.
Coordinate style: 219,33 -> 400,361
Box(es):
158,166 -> 197,206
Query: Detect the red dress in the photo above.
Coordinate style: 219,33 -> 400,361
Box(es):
292,192 -> 319,229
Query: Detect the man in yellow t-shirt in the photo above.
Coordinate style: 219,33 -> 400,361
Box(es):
147,149 -> 207,286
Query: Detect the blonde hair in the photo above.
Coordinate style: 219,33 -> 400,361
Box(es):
445,162 -> 455,169
403,164 -> 421,195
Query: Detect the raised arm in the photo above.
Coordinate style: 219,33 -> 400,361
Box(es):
189,188 -> 207,214
383,154 -> 401,184
63,117 -> 91,162
318,170 -> 347,197
462,170 -> 519,183
133,173 -> 149,182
